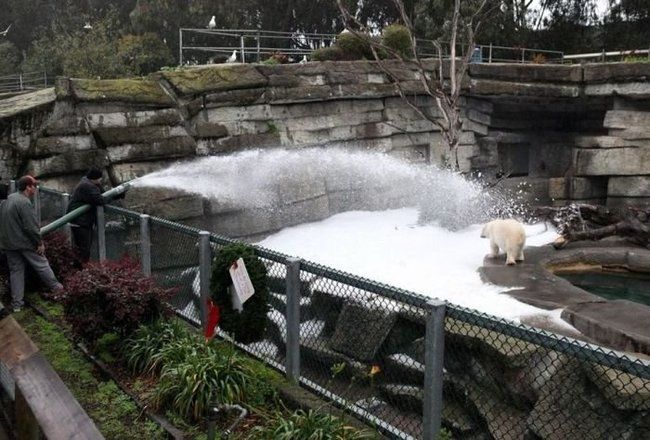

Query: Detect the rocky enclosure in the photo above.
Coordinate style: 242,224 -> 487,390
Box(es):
1,61 -> 650,237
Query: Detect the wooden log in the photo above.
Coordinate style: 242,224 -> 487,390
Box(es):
536,204 -> 650,248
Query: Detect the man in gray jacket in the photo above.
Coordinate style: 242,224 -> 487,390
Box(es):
0,176 -> 63,312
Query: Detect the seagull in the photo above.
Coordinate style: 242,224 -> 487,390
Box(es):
0,24 -> 11,37
83,22 -> 92,30
208,16 -> 216,29
226,50 -> 237,63
299,55 -> 308,64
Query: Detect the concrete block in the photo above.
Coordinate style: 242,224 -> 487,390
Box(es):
608,176 -> 650,197
575,148 -> 650,176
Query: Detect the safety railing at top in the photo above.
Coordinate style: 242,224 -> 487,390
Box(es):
0,71 -> 49,94
35,185 -> 650,440
178,28 -> 565,65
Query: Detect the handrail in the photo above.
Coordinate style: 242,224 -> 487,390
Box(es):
564,48 -> 650,61
178,28 -> 564,65
0,71 -> 48,94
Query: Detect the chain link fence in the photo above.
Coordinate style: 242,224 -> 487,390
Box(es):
36,187 -> 650,440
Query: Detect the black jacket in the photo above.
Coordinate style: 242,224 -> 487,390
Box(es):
67,177 -> 105,227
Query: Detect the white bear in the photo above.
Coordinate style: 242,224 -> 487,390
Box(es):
480,219 -> 526,266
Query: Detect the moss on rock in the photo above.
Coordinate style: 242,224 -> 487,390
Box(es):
160,64 -> 268,96
70,78 -> 174,105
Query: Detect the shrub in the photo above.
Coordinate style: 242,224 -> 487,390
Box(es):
335,32 -> 375,60
210,243 -> 269,344
125,319 -> 192,374
382,24 -> 413,59
152,345 -> 258,421
266,51 -> 289,64
624,55 -> 650,63
43,232 -> 83,283
250,409 -> 377,439
311,46 -> 346,61
61,256 -> 174,344
531,53 -> 547,64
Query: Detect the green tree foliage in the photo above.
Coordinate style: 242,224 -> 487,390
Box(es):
0,42 -> 21,76
118,33 -> 174,75
3,0 -> 650,78
382,24 -> 413,58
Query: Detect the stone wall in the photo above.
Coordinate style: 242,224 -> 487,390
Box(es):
1,61 -> 650,236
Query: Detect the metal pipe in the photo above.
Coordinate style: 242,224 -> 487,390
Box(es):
34,187 -> 41,225
422,299 -> 446,440
207,404 -> 248,440
285,258 -> 301,382
199,231 -> 211,328
39,183 -> 131,236
97,206 -> 106,262
140,214 -> 151,277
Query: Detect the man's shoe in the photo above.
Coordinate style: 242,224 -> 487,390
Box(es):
12,306 -> 22,313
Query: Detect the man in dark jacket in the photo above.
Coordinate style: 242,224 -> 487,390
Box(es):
0,176 -> 63,312
67,167 -> 105,262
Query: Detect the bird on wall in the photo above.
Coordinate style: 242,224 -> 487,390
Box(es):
299,55 -> 308,64
208,16 -> 216,29
0,24 -> 11,37
226,50 -> 237,63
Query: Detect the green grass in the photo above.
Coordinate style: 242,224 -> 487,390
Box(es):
15,309 -> 165,440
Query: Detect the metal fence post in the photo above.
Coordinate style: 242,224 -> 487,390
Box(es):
489,43 -> 493,63
256,32 -> 261,62
19,73 -> 23,91
96,206 -> 106,262
285,258 -> 301,382
34,186 -> 41,225
240,35 -> 245,64
423,299 -> 446,440
179,28 -> 183,66
9,179 -> 15,193
199,231 -> 212,328
62,193 -> 71,244
140,214 -> 151,276
521,48 -> 526,63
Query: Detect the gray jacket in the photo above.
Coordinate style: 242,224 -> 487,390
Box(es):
0,192 -> 41,251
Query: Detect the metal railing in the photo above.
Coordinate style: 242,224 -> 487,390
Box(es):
178,28 -> 564,65
34,185 -> 650,440
0,71 -> 49,94
563,48 -> 650,63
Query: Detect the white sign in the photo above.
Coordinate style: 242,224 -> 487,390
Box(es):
229,258 -> 255,311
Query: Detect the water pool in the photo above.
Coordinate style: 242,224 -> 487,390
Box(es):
559,271 -> 650,306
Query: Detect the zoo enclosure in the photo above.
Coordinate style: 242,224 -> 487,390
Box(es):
178,28 -> 565,65
35,185 -> 650,440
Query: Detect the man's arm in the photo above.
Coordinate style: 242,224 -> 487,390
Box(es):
18,198 -> 42,249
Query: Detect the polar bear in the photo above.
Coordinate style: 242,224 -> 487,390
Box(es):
480,219 -> 526,266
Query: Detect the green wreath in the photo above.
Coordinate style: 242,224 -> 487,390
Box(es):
210,243 -> 269,344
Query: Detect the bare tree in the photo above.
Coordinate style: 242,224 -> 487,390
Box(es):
336,0 -> 493,171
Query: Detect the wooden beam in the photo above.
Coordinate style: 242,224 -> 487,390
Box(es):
0,317 -> 38,370
13,352 -> 104,439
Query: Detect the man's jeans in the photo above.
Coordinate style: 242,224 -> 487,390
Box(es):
5,249 -> 63,308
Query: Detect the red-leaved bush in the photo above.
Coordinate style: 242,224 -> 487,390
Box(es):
61,256 -> 175,344
43,231 -> 83,283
